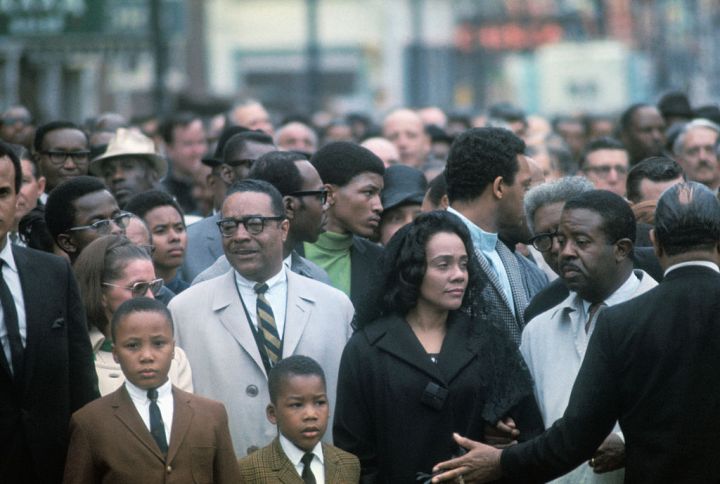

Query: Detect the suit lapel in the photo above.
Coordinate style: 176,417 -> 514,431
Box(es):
12,247 -> 39,390
375,317 -> 444,383
496,243 -> 527,325
166,387 -> 193,464
112,386 -> 165,461
322,443 -> 341,482
270,438 -> 303,483
475,247 -> 512,311
212,271 -> 268,377
283,272 -> 312,357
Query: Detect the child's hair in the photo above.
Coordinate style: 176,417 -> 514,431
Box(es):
268,355 -> 327,404
111,297 -> 173,342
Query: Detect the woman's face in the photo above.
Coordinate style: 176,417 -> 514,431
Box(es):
102,258 -> 157,320
417,232 -> 469,312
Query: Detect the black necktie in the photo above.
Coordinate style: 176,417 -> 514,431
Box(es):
254,283 -> 281,366
147,388 -> 169,455
301,452 -> 317,484
0,262 -> 22,381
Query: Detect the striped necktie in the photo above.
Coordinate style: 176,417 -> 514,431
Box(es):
254,282 -> 281,365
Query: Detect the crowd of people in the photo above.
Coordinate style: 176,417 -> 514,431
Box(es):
1,90 -> 720,483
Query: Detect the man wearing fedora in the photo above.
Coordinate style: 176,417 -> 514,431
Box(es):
89,128 -> 167,208
377,164 -> 427,246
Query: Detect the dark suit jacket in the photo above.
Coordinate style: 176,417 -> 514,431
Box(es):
180,212 -> 222,283
524,246 -> 664,322
503,265 -> 720,483
238,437 -> 360,483
0,246 -> 98,484
334,312 -> 542,483
349,236 -> 384,329
63,385 -> 240,484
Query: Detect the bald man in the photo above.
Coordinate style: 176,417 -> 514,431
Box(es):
382,109 -> 430,168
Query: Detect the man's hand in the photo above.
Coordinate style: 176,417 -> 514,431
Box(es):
431,433 -> 503,483
484,417 -> 519,447
589,433 -> 625,474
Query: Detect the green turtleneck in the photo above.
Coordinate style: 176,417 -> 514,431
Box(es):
304,231 -> 353,297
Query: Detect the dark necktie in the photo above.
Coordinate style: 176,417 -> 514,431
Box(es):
585,302 -> 606,333
254,283 -> 281,366
0,262 -> 22,381
147,388 -> 169,456
301,452 -> 317,484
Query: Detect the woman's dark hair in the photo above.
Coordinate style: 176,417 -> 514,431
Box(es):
74,235 -> 152,334
378,210 -> 483,320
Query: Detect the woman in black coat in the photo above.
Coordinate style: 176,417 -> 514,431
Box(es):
333,211 -> 543,483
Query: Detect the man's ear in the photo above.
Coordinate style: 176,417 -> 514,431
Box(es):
324,183 -> 338,207
55,233 -> 77,256
492,176 -> 504,200
284,195 -> 297,221
219,164 -> 235,185
614,238 -> 633,261
37,176 -> 46,195
266,403 -> 277,425
649,228 -> 663,259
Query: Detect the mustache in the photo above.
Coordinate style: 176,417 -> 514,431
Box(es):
560,262 -> 582,273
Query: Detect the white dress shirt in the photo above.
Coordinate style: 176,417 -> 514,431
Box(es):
234,266 -> 288,337
125,379 -> 174,441
664,260 -> 720,277
0,237 -> 26,375
279,433 -> 325,484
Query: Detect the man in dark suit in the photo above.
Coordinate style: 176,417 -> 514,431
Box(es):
0,141 -> 98,483
444,127 -> 548,345
431,181 -> 720,483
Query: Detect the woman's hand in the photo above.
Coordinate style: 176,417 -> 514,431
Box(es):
484,417 -> 519,447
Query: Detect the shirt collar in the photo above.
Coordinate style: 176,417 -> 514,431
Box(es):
234,265 -> 287,291
283,254 -> 292,270
279,433 -> 324,466
125,378 -> 172,401
554,270 -> 642,318
0,235 -> 17,274
664,260 -> 720,277
447,207 -> 497,252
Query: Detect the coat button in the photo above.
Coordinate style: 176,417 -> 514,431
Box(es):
166,465 -> 172,473
245,384 -> 258,397
246,445 -> 259,455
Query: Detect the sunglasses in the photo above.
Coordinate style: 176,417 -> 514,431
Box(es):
102,278 -> 164,298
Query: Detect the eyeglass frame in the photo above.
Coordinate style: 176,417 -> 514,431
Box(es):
68,211 -> 132,233
529,229 -> 559,252
216,215 -> 286,237
102,278 -> 164,298
37,150 -> 91,166
288,189 -> 328,205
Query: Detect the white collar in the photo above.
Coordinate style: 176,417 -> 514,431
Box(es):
279,433 -> 324,465
0,235 -> 17,274
125,378 -> 172,401
234,265 -> 287,291
664,260 -> 720,277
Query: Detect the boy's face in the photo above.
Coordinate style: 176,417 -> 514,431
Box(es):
266,374 -> 328,452
112,310 -> 175,390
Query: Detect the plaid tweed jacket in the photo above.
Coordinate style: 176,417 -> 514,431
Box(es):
238,437 -> 360,483
476,241 -> 546,345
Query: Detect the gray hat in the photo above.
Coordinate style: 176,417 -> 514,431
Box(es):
381,165 -> 428,211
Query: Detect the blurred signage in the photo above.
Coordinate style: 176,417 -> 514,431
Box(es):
455,21 -> 565,52
0,0 -> 183,37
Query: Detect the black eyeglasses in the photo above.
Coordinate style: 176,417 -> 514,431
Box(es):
529,229 -> 559,252
102,278 -> 164,298
39,150 -> 91,166
217,215 -> 285,237
289,189 -> 328,205
68,212 -> 132,234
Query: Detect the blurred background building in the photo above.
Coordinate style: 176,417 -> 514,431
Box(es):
1,0 -> 719,122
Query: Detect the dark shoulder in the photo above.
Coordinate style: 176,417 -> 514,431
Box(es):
72,388 -> 119,422
351,236 -> 384,258
356,313 -> 403,345
13,245 -> 70,273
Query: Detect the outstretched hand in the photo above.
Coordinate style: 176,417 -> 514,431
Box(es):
431,433 -> 503,483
